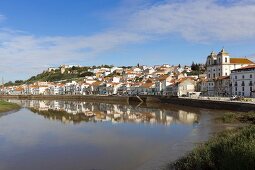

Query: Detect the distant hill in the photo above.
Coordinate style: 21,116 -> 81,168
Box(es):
4,66 -> 95,86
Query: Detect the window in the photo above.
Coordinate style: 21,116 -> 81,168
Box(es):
242,81 -> 245,86
242,92 -> 244,96
225,57 -> 227,62
250,74 -> 252,78
235,76 -> 237,79
242,75 -> 245,79
208,74 -> 210,78
213,73 -> 215,78
250,81 -> 252,86
250,87 -> 253,92
219,73 -> 221,76
235,87 -> 237,91
225,73 -> 227,76
242,87 -> 244,91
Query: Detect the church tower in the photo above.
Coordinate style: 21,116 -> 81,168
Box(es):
217,48 -> 230,65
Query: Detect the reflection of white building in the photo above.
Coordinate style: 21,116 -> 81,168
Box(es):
178,110 -> 198,124
12,100 -> 199,125
38,101 -> 49,111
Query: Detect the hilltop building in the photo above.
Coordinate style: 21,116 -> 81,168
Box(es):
205,48 -> 254,96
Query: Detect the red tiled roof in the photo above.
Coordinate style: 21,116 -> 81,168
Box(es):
159,75 -> 170,81
232,65 -> 255,71
216,76 -> 230,80
92,81 -> 102,86
230,58 -> 254,64
141,83 -> 154,88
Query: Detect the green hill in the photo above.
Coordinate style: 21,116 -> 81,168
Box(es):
5,66 -> 95,86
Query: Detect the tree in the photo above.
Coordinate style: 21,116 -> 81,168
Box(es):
79,72 -> 95,77
14,80 -> 24,85
191,62 -> 199,71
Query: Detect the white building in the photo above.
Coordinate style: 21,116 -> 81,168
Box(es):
205,49 -> 254,96
230,65 -> 255,97
172,77 -> 196,97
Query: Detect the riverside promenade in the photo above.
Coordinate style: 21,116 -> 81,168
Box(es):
0,95 -> 255,112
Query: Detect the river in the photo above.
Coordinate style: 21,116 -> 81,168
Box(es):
0,100 -> 228,170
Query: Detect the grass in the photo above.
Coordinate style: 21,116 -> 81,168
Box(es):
168,112 -> 255,170
220,111 -> 255,124
168,126 -> 255,170
0,100 -> 20,113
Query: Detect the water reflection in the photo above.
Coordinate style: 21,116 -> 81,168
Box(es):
8,99 -> 199,125
0,100 -> 226,170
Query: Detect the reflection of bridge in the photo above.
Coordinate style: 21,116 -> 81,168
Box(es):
8,99 -> 199,125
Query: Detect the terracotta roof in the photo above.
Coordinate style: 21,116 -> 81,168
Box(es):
145,79 -> 153,83
92,81 -> 102,86
230,58 -> 254,64
15,87 -> 24,91
216,76 -> 230,80
141,82 -> 154,88
232,65 -> 255,71
159,75 -> 170,81
177,77 -> 195,84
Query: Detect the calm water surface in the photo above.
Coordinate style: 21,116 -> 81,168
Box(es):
0,100 -> 226,170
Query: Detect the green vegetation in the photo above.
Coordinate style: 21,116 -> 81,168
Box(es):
5,66 -> 96,86
168,126 -> 255,170
0,100 -> 20,113
186,62 -> 205,76
220,111 -> 255,124
168,112 -> 255,170
26,67 -> 95,83
105,71 -> 121,78
4,80 -> 24,86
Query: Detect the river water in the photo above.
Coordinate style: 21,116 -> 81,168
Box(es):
0,100 -> 228,170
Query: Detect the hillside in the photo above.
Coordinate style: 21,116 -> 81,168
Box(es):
27,66 -> 95,83
4,66 -> 95,86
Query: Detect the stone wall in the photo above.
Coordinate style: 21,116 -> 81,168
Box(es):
159,97 -> 255,112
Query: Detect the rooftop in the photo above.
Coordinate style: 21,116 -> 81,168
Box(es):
232,65 -> 255,71
230,58 -> 254,64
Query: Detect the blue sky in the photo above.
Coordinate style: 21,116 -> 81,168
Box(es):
0,0 -> 255,81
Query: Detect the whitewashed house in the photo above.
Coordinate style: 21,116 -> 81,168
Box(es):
172,78 -> 196,96
155,75 -> 173,95
230,65 -> 255,97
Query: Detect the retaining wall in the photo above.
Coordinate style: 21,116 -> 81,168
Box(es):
1,95 -> 254,112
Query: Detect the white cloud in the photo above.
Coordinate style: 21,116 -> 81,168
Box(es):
125,0 -> 255,42
0,30 -> 146,80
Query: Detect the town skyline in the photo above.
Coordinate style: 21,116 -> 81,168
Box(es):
1,0 -> 255,81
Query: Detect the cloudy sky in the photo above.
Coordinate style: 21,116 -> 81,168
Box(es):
0,0 -> 255,81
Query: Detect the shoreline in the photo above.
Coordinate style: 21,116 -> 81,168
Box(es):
167,111 -> 255,170
1,95 -> 255,112
0,100 -> 21,113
